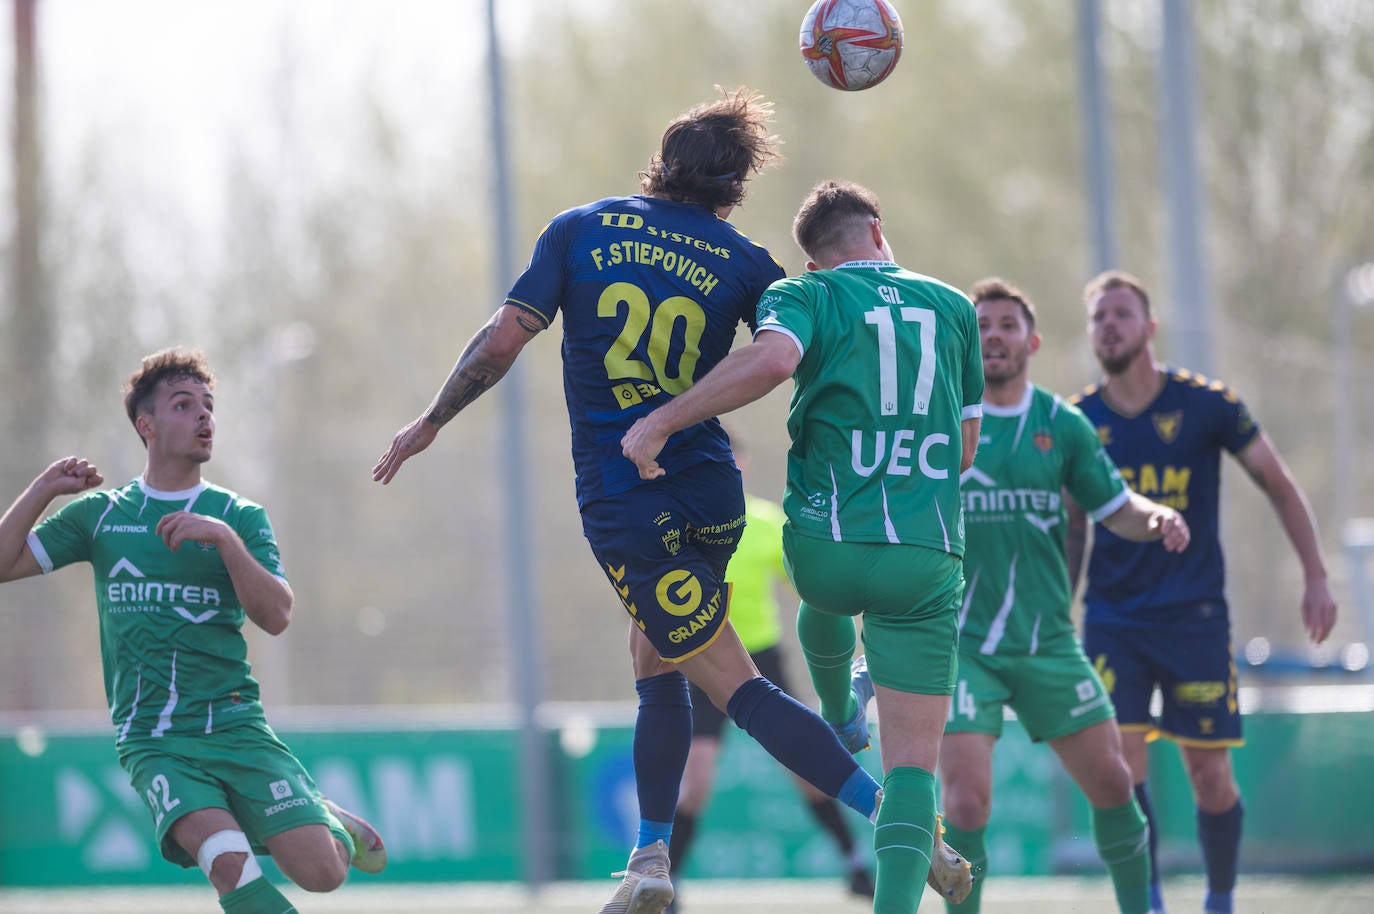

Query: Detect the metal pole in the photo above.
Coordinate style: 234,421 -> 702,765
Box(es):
1075,0 -> 1118,275
485,0 -> 552,887
1159,0 -> 1215,373
1331,272 -> 1353,534
10,0 -> 52,712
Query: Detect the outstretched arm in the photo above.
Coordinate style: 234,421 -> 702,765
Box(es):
0,457 -> 103,583
1235,432 -> 1337,644
621,329 -> 799,480
373,304 -> 546,484
1099,491 -> 1190,552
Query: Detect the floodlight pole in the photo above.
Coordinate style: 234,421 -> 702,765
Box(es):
486,0 -> 553,887
1159,0 -> 1215,373
1075,0 -> 1118,275
1332,262 -> 1374,532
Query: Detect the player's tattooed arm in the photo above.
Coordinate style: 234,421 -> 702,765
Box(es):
373,304 -> 545,485
426,305 -> 547,427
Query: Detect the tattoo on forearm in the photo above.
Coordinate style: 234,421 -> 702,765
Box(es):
423,308 -> 543,427
425,326 -> 510,426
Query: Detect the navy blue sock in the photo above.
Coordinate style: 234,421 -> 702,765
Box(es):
1199,799 -> 1243,913
633,672 -> 692,846
726,676 -> 878,816
1134,782 -> 1164,908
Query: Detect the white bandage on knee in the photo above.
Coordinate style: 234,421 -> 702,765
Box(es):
197,829 -> 263,888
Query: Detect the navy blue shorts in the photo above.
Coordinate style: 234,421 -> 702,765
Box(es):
1083,606 -> 1242,747
581,459 -> 745,661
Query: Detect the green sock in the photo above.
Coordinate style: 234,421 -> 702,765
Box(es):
942,821 -> 987,914
218,875 -> 298,914
795,600 -> 858,724
873,766 -> 937,914
1092,799 -> 1152,914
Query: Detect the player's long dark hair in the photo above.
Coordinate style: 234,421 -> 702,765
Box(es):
640,87 -> 780,211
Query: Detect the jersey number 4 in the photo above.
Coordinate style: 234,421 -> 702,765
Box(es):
865,303 -> 937,416
599,282 -> 706,394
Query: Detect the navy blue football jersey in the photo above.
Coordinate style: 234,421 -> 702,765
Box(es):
505,195 -> 784,507
1071,368 -> 1260,625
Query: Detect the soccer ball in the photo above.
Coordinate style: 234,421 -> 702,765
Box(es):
799,0 -> 904,91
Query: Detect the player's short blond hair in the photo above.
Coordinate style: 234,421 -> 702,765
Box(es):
1084,269 -> 1152,317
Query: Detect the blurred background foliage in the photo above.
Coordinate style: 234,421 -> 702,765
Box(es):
1,0 -> 1371,712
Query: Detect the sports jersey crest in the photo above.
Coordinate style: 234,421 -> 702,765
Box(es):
1152,411 -> 1183,444
1032,431 -> 1053,453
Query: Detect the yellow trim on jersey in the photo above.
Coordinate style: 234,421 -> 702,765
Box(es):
504,297 -> 554,327
1153,729 -> 1245,749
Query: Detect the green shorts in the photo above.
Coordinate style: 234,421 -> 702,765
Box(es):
119,720 -> 347,867
945,637 -> 1116,742
784,528 -> 961,696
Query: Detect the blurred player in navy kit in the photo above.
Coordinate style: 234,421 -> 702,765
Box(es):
374,89 -> 881,914
1067,270 -> 1338,914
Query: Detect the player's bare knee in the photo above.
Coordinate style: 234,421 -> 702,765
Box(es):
1182,751 -> 1234,802
1083,759 -> 1134,807
288,855 -> 348,893
943,785 -> 991,829
1187,765 -> 1239,810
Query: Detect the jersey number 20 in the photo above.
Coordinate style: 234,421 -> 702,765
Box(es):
599,282 -> 705,394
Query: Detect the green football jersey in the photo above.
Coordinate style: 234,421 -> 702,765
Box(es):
758,261 -> 983,553
959,384 -> 1128,655
28,478 -> 285,743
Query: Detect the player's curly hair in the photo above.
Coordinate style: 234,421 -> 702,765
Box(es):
969,277 -> 1038,331
791,180 -> 882,262
123,347 -> 215,443
1083,269 -> 1152,317
640,87 -> 780,211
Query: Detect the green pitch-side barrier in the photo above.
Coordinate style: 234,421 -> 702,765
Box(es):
1,693 -> 1370,886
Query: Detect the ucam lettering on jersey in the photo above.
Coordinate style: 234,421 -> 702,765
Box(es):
851,429 -> 950,479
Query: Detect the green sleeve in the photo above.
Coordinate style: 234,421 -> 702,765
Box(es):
30,491 -> 105,573
960,300 -> 985,413
1061,403 -> 1129,521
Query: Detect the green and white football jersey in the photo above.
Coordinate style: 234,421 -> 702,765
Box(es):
28,478 -> 284,743
758,261 -> 983,554
959,384 -> 1128,655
